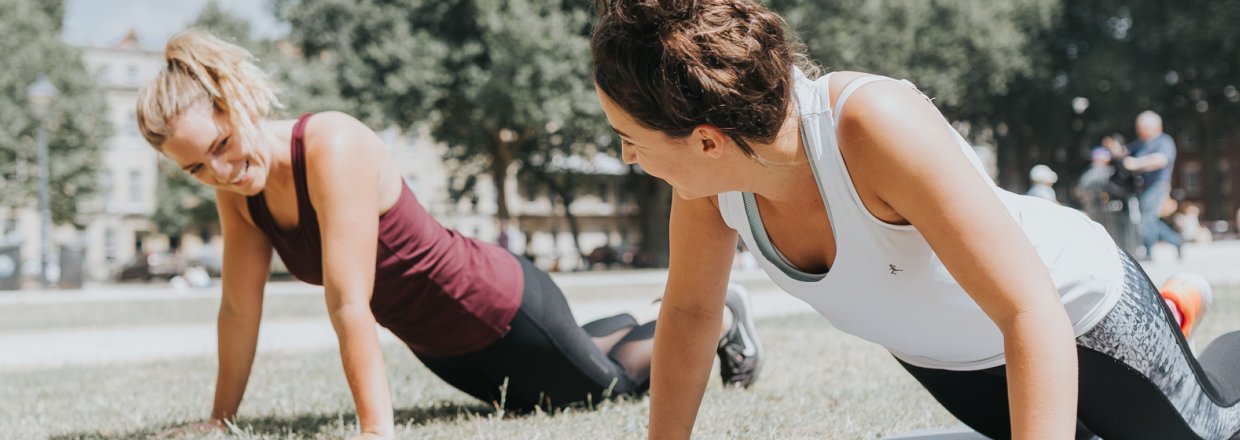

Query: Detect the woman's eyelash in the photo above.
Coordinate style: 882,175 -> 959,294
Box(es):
187,135 -> 230,175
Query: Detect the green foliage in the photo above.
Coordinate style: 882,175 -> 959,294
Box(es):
770,0 -> 1238,215
281,0 -> 606,219
772,0 -> 1058,114
0,0 -> 110,228
151,164 -> 218,242
984,0 -> 1240,205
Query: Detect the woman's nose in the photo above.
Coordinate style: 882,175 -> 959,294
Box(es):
621,143 -> 637,165
209,156 -> 234,184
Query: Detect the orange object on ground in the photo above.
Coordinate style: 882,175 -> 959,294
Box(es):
1160,272 -> 1212,340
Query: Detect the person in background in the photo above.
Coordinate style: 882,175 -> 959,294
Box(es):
1174,202 -> 1212,244
1026,164 -> 1059,203
1076,147 -> 1114,216
1123,111 -> 1182,260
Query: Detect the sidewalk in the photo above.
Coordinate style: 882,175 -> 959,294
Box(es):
2,240 -> 1236,370
0,270 -> 807,370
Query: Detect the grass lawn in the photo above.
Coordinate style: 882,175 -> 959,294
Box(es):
5,285 -> 1238,439
3,314 -> 961,439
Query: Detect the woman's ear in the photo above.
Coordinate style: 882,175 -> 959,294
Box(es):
694,124 -> 730,159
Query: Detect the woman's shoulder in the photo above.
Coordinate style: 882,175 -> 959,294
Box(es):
299,111 -> 386,163
302,111 -> 373,143
821,70 -> 875,108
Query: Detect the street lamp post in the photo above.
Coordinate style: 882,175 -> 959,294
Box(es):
27,75 -> 58,287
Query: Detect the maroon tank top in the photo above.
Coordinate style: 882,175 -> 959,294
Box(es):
246,113 -> 522,356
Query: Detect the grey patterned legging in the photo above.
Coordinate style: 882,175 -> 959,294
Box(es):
900,250 -> 1240,439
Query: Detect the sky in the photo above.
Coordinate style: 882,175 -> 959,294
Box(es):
62,0 -> 289,50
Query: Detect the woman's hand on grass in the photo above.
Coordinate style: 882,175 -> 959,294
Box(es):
154,419 -> 227,438
348,432 -> 393,440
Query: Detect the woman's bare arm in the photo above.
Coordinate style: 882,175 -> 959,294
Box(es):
648,194 -> 739,439
210,189 -> 274,421
837,78 -> 1078,440
304,112 -> 394,438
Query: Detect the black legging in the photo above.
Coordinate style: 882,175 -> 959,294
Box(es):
413,255 -> 653,410
900,250 -> 1240,439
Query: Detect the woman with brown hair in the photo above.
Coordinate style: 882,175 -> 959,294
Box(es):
590,1 -> 1240,438
137,29 -> 761,439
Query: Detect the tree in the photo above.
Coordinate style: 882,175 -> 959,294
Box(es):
0,0 -> 110,229
280,0 -> 604,221
1055,0 -> 1240,219
770,0 -> 1058,119
152,163 -> 218,248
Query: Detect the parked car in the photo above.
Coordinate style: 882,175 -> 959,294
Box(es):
117,252 -> 181,282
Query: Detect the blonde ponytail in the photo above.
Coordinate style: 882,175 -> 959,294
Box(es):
136,29 -> 282,150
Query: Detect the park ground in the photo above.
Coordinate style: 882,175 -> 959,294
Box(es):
3,241 -> 1238,439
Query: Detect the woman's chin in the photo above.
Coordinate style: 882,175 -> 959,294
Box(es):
673,186 -> 709,200
222,179 -> 264,197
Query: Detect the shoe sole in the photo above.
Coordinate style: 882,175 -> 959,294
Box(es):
726,284 -> 763,377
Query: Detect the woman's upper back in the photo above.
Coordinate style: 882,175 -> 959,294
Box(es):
242,113 -> 522,356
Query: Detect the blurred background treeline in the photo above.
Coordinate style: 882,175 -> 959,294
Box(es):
1,0 -> 1237,285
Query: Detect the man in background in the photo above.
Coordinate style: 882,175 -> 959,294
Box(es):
1123,111 -> 1182,260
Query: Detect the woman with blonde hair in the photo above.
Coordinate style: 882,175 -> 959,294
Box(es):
137,29 -> 762,439
590,0 -> 1240,438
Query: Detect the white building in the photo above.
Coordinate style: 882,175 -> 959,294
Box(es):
4,31 -> 640,286
75,32 -> 168,281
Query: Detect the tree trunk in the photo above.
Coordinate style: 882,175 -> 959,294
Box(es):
632,173 -> 672,268
1200,105 -> 1220,220
488,135 -> 513,220
549,175 -> 586,267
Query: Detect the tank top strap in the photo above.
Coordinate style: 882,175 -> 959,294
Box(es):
290,112 -> 315,217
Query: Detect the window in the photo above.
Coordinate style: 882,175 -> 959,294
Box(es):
125,113 -> 138,136
617,183 -> 629,206
129,170 -> 142,205
1220,159 -> 1232,196
1181,131 -> 1199,152
126,64 -> 139,84
99,171 -> 114,211
104,227 -> 117,262
1181,161 -> 1202,196
97,64 -> 111,84
525,184 -> 539,202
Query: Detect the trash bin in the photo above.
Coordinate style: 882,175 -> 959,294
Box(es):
58,243 -> 86,290
0,243 -> 21,291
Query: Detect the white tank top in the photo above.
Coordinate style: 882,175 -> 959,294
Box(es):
718,69 -> 1124,370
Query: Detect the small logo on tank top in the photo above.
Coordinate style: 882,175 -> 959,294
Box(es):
889,264 -> 903,275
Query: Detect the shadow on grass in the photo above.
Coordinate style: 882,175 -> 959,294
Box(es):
49,401 -> 496,439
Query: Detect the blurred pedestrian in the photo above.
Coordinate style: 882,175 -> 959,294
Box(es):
1026,164 -> 1058,203
1077,135 -> 1141,255
1076,147 -> 1113,213
1123,111 -> 1182,260
1173,202 -> 1211,244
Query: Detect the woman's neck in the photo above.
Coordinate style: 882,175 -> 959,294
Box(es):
739,113 -> 816,206
257,118 -> 298,192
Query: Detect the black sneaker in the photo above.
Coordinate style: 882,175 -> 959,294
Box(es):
718,284 -> 763,388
